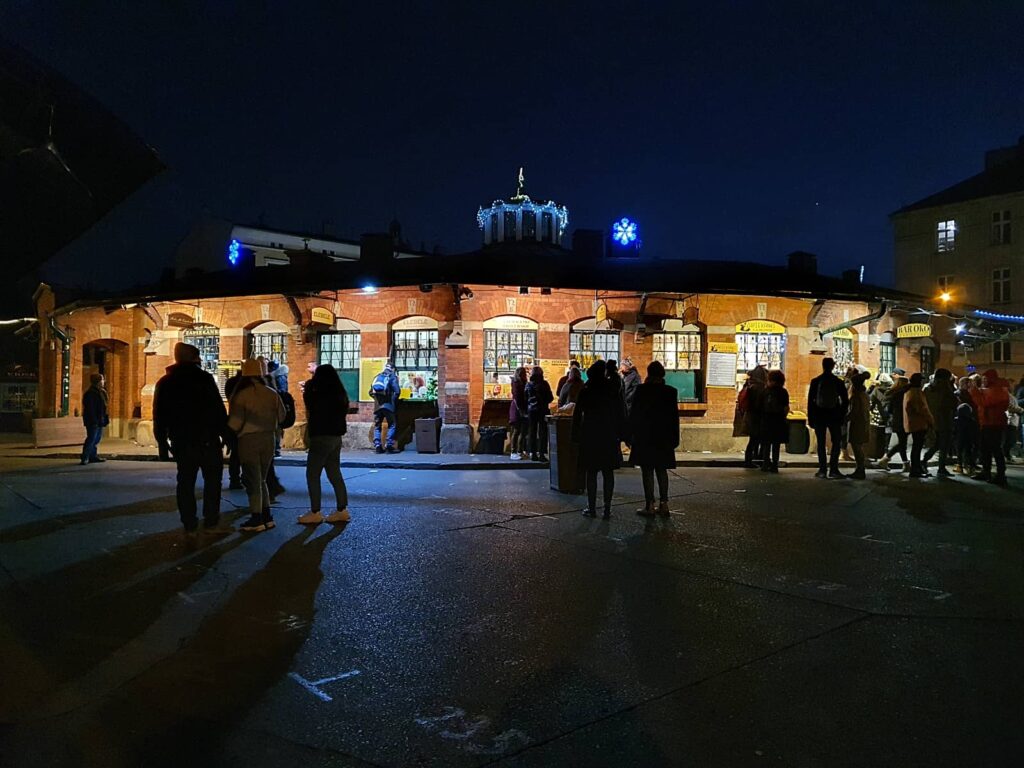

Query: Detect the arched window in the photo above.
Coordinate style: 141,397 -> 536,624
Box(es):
183,323 -> 220,377
483,316 -> 538,398
569,317 -> 621,370
652,319 -> 705,402
828,328 -> 856,372
391,316 -> 439,400
878,331 -> 896,374
735,320 -> 786,373
247,320 -> 290,364
318,318 -> 361,396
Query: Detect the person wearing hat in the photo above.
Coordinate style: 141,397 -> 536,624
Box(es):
154,342 -> 229,532
80,372 -> 109,465
228,358 -> 287,531
971,369 -> 1010,485
369,361 -> 401,453
876,370 -> 911,471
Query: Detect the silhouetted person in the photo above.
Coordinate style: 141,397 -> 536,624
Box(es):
509,366 -> 530,460
154,342 -> 228,532
525,365 -> 553,461
297,364 -> 351,525
808,357 -> 849,478
630,360 -> 680,516
574,361 -> 625,519
972,369 -> 1010,485
735,367 -> 767,467
80,372 -> 109,465
760,369 -> 790,473
922,368 -> 957,476
558,364 -> 583,407
847,370 -> 871,479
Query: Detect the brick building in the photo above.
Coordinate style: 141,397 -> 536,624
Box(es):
33,234 -> 952,452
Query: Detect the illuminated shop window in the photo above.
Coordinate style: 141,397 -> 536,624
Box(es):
879,342 -> 896,374
570,330 -> 619,370
391,316 -> 439,399
652,320 -> 704,402
483,316 -> 538,399
183,324 -> 220,377
735,320 -> 787,373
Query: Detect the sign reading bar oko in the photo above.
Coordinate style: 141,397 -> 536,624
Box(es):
896,323 -> 931,339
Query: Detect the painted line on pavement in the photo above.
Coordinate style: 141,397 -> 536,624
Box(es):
289,669 -> 361,701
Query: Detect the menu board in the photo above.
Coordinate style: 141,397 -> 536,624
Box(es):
707,350 -> 738,388
358,357 -> 389,402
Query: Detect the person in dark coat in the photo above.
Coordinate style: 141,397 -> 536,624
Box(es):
525,366 -> 554,461
808,357 -> 850,478
223,370 -> 245,489
954,380 -> 979,475
759,369 -> 790,473
922,368 -> 957,477
630,361 -> 680,516
296,364 -> 351,525
80,372 -> 109,465
557,365 -> 583,407
605,359 -> 623,397
154,342 -> 228,532
573,361 -> 626,519
737,366 -> 767,467
508,366 -> 530,459
619,358 -> 642,416
555,360 -> 581,402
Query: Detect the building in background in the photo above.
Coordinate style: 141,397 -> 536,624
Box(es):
892,136 -> 1024,375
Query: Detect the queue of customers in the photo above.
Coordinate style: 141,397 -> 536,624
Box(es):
734,356 -> 1019,485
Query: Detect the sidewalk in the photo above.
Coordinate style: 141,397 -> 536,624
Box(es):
0,435 -> 869,469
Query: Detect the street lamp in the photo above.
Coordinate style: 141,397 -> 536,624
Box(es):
939,291 -> 952,303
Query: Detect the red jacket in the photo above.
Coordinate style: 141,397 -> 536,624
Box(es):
971,370 -> 1010,429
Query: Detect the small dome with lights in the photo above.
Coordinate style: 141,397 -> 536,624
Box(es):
477,168 -> 568,246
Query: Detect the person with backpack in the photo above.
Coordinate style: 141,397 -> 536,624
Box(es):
508,366 -> 529,460
808,357 -> 849,478
847,370 -> 871,479
154,342 -> 229,533
759,369 -> 790,473
297,364 -> 352,525
573,361 -> 626,518
630,360 -> 680,515
904,373 -> 934,478
228,358 -> 287,532
525,365 -> 554,461
369,362 -> 400,454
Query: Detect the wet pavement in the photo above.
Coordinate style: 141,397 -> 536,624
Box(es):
0,457 -> 1022,766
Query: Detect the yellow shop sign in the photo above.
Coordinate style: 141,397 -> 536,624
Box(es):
896,323 -> 932,339
735,320 -> 786,334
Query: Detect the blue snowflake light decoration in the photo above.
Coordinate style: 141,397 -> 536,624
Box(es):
227,239 -> 241,265
612,217 -> 638,246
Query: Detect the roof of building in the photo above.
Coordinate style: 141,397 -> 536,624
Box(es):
892,147 -> 1024,215
47,239 -> 925,313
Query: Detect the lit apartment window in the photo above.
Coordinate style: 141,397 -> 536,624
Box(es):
993,267 -> 1011,304
992,210 -> 1012,245
993,340 -> 1012,364
936,220 -> 956,252
937,275 -> 954,294
879,342 -> 896,374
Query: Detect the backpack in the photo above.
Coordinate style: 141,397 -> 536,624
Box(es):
815,375 -> 841,410
370,371 -> 392,405
279,391 -> 297,429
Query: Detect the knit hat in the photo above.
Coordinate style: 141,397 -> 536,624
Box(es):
173,342 -> 200,364
241,358 -> 263,377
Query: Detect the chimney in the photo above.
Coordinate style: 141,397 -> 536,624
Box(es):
787,251 -> 818,275
984,136 -> 1024,170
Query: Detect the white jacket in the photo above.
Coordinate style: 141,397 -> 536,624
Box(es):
228,380 -> 286,437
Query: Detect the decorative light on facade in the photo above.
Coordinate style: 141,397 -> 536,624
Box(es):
972,309 -> 1024,323
361,284 -> 377,294
611,217 -> 638,246
227,239 -> 241,265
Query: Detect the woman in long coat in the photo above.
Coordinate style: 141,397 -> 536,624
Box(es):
572,361 -> 625,519
847,370 -> 871,479
759,369 -> 790,473
629,360 -> 680,516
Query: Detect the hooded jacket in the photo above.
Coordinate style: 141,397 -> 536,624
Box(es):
154,362 -> 227,445
972,370 -> 1011,429
228,378 -> 286,437
923,379 -> 958,433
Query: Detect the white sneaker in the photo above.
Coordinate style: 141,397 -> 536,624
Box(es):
297,511 -> 324,525
510,452 -> 521,461
324,508 -> 351,524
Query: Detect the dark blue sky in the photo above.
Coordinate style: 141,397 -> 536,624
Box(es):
6,0 -> 1024,289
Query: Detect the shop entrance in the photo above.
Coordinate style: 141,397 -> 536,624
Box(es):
81,339 -> 129,437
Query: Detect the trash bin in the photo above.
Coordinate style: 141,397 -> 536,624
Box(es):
547,415 -> 583,492
785,412 -> 810,454
476,426 -> 508,455
414,417 -> 442,454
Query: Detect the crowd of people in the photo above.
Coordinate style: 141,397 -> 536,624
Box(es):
79,345 -> 1020,535
733,356 -> 1023,485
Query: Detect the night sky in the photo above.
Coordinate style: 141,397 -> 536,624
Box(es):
6,1 -> 1024,290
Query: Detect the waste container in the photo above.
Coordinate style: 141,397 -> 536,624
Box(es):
476,426 -> 507,455
414,417 -> 442,454
785,412 -> 810,454
547,415 -> 583,492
